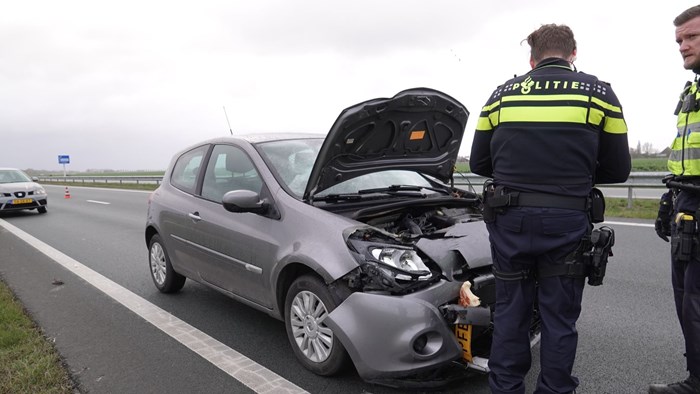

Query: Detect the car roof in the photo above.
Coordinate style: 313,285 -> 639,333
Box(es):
199,133 -> 326,146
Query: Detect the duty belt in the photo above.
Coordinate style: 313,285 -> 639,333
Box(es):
486,190 -> 589,211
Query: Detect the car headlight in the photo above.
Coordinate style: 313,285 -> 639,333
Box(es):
343,228 -> 437,294
35,186 -> 46,195
369,247 -> 431,279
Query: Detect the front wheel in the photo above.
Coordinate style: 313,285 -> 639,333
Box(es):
148,234 -> 185,293
284,275 -> 349,376
37,206 -> 47,214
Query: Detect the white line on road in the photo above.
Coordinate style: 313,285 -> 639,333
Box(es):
604,221 -> 654,228
86,200 -> 110,205
0,219 -> 307,394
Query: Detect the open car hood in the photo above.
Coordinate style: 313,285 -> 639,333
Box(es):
303,88 -> 469,201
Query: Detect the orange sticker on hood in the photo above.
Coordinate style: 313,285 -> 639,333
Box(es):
409,130 -> 425,140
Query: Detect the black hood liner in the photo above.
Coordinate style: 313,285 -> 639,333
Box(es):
304,88 -> 469,201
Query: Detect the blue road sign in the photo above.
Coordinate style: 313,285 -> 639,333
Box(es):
58,155 -> 70,164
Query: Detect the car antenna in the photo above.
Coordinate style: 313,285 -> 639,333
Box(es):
223,106 -> 233,135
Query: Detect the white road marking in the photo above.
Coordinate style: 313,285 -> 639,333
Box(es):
86,200 -> 110,205
604,220 -> 654,228
0,219 -> 307,394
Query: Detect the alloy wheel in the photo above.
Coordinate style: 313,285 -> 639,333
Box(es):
150,242 -> 167,286
289,290 -> 333,363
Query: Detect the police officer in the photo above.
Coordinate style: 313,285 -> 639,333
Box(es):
650,5 -> 700,394
470,24 -> 630,394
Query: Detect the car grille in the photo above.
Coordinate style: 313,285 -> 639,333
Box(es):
1,191 -> 34,197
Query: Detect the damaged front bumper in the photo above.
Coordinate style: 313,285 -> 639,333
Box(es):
324,277 -> 491,388
325,272 -> 541,389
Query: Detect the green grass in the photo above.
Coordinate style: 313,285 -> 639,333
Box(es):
631,157 -> 668,172
605,197 -> 657,220
0,280 -> 74,393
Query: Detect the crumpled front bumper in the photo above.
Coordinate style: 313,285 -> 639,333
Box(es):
324,279 -> 465,382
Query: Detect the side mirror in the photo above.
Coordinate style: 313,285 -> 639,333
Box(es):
32,177 -> 39,182
222,189 -> 267,214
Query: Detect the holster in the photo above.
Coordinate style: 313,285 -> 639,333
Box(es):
537,225 -> 615,286
585,226 -> 615,286
672,214 -> 697,262
481,181 -> 498,223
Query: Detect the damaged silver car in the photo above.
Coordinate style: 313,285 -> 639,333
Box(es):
145,88 -> 541,388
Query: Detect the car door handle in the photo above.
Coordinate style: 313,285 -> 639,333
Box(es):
188,212 -> 202,221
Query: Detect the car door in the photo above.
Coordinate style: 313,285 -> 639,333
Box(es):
195,143 -> 279,307
159,144 -> 211,277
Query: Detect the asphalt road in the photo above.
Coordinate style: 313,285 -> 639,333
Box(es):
0,185 -> 688,393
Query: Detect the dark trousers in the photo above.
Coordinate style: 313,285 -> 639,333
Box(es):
671,226 -> 700,377
486,207 -> 589,394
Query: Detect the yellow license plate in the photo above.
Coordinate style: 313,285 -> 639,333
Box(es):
454,324 -> 473,362
12,198 -> 32,204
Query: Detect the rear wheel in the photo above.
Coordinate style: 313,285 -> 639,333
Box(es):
284,275 -> 349,376
148,234 -> 185,293
37,206 -> 47,214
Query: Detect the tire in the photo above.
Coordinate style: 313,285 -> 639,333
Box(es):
148,234 -> 186,293
284,275 -> 350,376
37,206 -> 47,214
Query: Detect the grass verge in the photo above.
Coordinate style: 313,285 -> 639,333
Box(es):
0,280 -> 75,393
605,197 -> 657,220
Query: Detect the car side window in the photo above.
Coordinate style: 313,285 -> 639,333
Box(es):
170,145 -> 207,194
201,144 -> 263,202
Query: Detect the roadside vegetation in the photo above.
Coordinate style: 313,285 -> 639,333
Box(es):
1,158 -> 663,393
0,280 -> 74,393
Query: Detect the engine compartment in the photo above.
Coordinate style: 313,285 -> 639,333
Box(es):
361,205 -> 482,240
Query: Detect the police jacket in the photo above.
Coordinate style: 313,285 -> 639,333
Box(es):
470,58 -> 631,197
669,80 -> 700,176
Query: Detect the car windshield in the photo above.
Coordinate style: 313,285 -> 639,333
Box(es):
257,138 -> 435,198
0,169 -> 32,184
316,171 -> 433,198
258,138 -> 323,197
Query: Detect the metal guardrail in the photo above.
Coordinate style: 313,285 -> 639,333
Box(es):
37,172 -> 670,207
453,172 -> 669,188
452,172 -> 669,208
36,175 -> 163,185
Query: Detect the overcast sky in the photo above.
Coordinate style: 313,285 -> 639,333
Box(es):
0,1 -> 692,171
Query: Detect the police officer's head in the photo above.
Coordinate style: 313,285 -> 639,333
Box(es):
674,5 -> 700,72
526,24 -> 577,69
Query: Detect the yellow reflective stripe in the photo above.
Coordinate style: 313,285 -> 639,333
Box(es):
500,106 -> 586,123
668,157 -> 700,175
488,111 -> 500,127
603,117 -> 628,134
677,113 -> 700,126
669,160 -> 682,174
476,116 -> 493,131
482,101 -> 500,112
588,108 -> 604,126
501,94 -> 589,103
591,97 -> 622,114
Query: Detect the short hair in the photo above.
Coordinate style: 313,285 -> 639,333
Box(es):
674,5 -> 700,26
526,24 -> 577,63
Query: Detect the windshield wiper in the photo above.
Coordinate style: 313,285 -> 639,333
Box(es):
358,184 -> 450,195
311,193 -> 364,202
